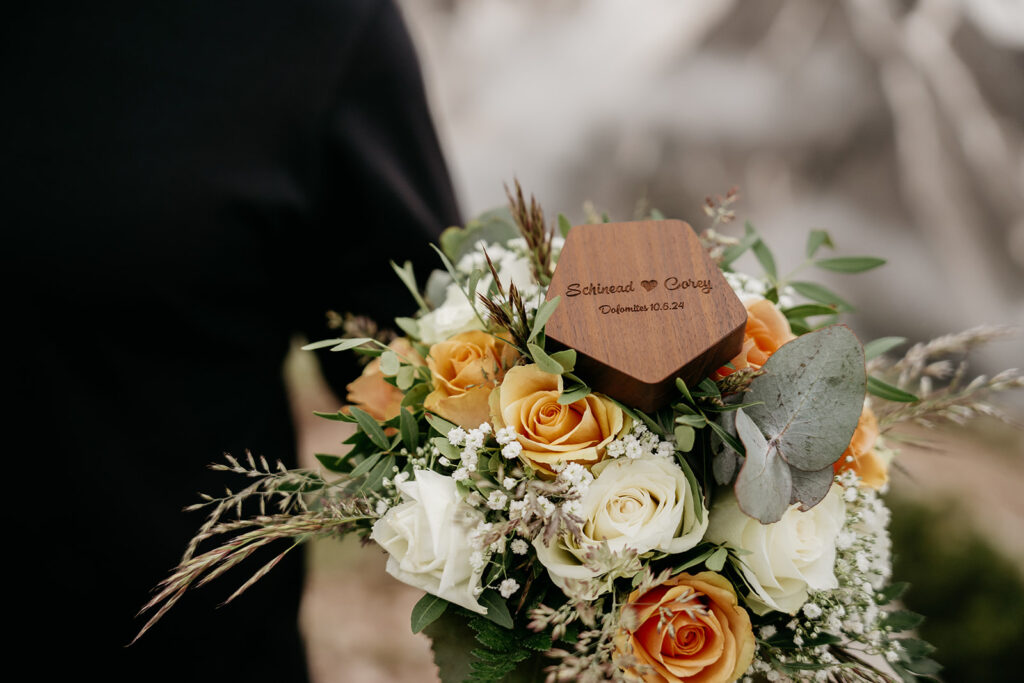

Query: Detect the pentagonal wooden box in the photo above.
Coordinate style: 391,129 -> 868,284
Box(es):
545,220 -> 747,412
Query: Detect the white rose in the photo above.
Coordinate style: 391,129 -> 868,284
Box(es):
534,456 -> 708,595
370,469 -> 487,615
417,282 -> 486,345
706,484 -> 846,615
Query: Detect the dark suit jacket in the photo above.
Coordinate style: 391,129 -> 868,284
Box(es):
5,1 -> 459,679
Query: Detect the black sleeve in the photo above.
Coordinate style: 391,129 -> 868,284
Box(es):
298,0 -> 461,397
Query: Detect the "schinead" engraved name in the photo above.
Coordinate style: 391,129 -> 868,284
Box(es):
566,281 -> 635,297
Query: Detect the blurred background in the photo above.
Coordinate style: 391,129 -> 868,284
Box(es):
291,1 -> 1023,681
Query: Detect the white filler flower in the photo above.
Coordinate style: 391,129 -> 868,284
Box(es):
371,469 -> 488,614
706,484 -> 846,615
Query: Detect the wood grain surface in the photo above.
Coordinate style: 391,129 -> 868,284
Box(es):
545,220 -> 747,411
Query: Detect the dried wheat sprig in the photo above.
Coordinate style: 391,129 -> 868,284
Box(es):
181,452 -> 327,562
477,249 -> 533,352
874,325 -> 1017,389
877,367 -> 1023,431
133,510 -> 370,645
506,179 -> 554,285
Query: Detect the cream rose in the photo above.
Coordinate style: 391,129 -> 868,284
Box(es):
370,469 -> 487,615
490,364 -> 628,476
424,331 -> 518,430
534,457 -> 708,594
705,484 -> 845,615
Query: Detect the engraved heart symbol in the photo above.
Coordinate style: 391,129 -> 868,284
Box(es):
641,279 -> 658,292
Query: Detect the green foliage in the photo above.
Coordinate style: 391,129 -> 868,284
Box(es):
805,229 -> 834,258
411,594 -> 449,633
814,256 -> 886,273
733,325 -> 866,522
719,222 -> 759,268
867,375 -> 919,403
788,280 -> 854,312
426,605 -> 552,683
440,207 -> 519,263
864,336 -> 907,360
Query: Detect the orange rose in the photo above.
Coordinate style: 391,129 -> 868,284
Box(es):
489,364 -> 627,477
616,572 -> 755,683
346,338 -> 423,421
833,405 -> 888,489
424,331 -> 518,430
714,299 -> 795,379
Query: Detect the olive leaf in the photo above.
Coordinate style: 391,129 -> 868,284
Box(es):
732,325 -> 866,523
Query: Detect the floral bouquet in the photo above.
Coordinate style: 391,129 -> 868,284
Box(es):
139,185 -> 1021,682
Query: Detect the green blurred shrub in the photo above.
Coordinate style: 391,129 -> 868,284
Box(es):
888,495 -> 1024,682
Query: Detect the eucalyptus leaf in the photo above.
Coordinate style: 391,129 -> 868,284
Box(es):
439,207 -> 518,263
744,325 -> 866,472
674,425 -> 695,452
379,351 -> 400,376
733,407 -> 792,523
732,325 -> 866,520
789,464 -> 835,509
396,365 -> 416,391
